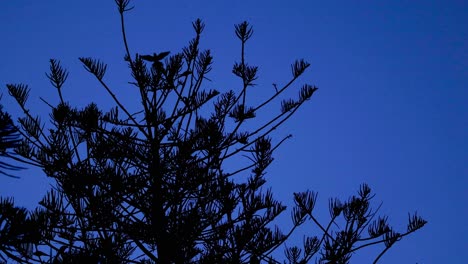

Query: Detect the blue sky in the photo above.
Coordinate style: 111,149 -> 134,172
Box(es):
1,0 -> 466,263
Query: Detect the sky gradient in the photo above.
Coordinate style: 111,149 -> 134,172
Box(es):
1,0 -> 467,263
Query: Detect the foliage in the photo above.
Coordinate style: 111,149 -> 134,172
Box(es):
0,100 -> 25,178
0,0 -> 426,263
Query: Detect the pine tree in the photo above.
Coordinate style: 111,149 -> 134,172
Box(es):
0,1 -> 425,263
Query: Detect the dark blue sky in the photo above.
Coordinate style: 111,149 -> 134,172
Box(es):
1,1 -> 466,263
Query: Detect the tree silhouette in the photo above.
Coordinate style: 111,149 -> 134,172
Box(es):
0,0 -> 426,263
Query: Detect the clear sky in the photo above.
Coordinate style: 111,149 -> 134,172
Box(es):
1,0 -> 466,263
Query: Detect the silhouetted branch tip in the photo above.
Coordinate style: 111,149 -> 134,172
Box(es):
235,21 -> 254,42
192,19 -> 205,34
115,0 -> 134,13
407,212 -> 427,232
292,59 -> 310,78
6,84 -> 30,108
79,57 -> 107,80
45,59 -> 69,90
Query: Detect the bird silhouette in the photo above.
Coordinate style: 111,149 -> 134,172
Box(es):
140,51 -> 170,72
140,51 -> 170,62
